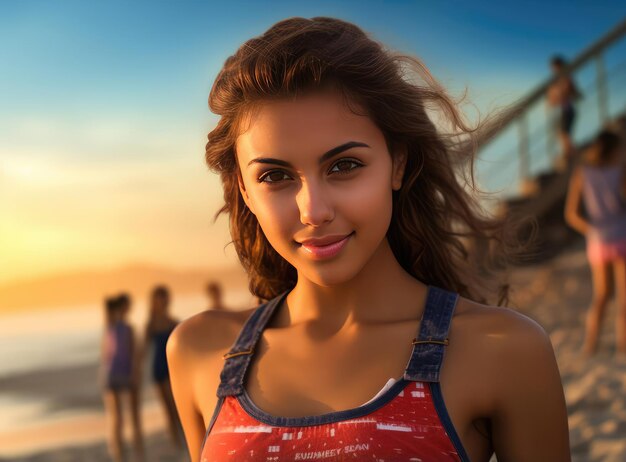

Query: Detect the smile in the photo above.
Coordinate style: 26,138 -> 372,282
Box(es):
298,232 -> 354,260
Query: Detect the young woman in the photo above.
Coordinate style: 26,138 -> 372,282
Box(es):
565,130 -> 626,357
167,17 -> 571,461
142,284 -> 183,448
99,294 -> 145,462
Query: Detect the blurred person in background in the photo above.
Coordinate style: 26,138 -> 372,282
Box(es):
99,294 -> 145,462
565,129 -> 626,357
547,54 -> 583,171
205,280 -> 226,310
141,284 -> 183,449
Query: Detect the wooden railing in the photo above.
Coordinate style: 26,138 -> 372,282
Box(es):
472,18 -> 626,201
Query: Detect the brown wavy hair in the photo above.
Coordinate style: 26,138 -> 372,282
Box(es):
204,16 -> 533,305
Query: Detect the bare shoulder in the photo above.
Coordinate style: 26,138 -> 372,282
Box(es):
166,305 -> 259,397
454,296 -> 550,343
451,296 -> 561,410
454,296 -> 555,369
166,305 -> 259,425
167,306 -> 258,359
166,305 -> 260,459
452,298 -> 570,458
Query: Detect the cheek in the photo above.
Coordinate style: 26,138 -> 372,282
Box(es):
341,175 -> 392,221
251,192 -> 298,248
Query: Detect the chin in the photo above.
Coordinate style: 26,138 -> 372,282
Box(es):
297,258 -> 365,287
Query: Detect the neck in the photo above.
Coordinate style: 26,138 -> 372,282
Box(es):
281,237 -> 428,328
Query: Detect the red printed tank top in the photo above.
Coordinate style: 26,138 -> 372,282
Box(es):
200,285 -> 470,461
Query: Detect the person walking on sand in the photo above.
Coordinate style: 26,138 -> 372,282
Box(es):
565,129 -> 626,357
167,17 -> 570,461
141,285 -> 183,449
547,54 -> 583,171
99,294 -> 145,462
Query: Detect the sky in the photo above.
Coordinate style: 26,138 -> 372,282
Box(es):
1,0 -> 624,285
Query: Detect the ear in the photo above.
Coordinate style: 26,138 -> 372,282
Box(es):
391,144 -> 408,191
237,172 -> 256,215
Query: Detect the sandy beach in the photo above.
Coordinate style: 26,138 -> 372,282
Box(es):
0,359 -> 189,461
508,237 -> 626,461
0,289 -> 254,462
2,238 -> 626,461
0,435 -> 186,462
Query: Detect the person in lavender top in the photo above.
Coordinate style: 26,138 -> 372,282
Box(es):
565,129 -> 626,357
99,293 -> 145,461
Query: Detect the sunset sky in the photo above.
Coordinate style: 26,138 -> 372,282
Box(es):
1,0 -> 623,285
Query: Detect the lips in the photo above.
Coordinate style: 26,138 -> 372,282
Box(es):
298,233 -> 353,246
297,232 -> 354,260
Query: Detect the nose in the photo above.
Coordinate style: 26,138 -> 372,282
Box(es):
296,179 -> 334,227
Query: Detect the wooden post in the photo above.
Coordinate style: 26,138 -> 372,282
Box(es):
595,53 -> 609,124
518,114 -> 534,195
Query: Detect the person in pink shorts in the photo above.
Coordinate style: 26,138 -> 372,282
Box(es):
565,129 -> 626,356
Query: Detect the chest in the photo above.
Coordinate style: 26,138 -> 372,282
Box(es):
251,323 -> 416,408
242,321 -> 492,460
202,380 -> 466,462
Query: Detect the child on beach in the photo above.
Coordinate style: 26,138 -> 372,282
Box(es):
141,285 -> 183,450
167,17 -> 571,461
99,294 -> 145,462
565,129 -> 626,357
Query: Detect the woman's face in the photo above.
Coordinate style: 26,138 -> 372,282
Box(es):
235,90 -> 406,287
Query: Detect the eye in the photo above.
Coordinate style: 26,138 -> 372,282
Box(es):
329,159 -> 363,175
257,170 -> 292,184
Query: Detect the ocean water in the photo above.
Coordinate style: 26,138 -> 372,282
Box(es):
0,289 -> 255,433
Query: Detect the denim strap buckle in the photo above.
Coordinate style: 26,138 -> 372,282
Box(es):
411,337 -> 449,346
403,286 -> 458,383
216,290 -> 290,397
222,348 -> 254,360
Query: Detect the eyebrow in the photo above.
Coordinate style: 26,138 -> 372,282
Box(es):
246,141 -> 371,168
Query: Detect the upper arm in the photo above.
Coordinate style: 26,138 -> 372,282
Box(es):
166,309 -> 251,462
100,332 -> 107,360
166,321 -> 209,462
488,311 -> 571,461
128,326 -> 141,369
564,166 -> 583,218
546,83 -> 558,106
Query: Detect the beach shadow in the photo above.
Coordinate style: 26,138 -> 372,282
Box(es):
0,361 -> 103,415
0,429 -> 189,462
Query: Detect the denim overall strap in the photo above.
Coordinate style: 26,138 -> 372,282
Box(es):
216,290 -> 290,398
403,285 -> 459,383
